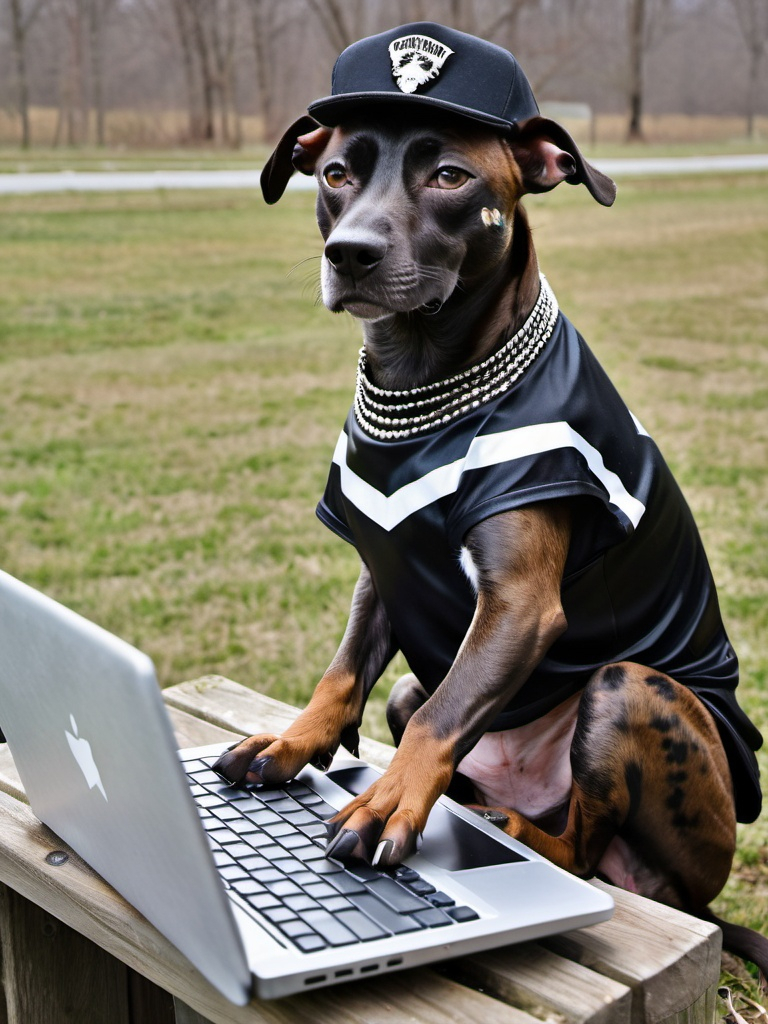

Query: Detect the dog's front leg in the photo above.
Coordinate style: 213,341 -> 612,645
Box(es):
213,562 -> 396,785
326,502 -> 571,866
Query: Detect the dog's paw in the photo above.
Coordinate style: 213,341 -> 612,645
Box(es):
324,755 -> 451,867
325,793 -> 422,868
212,734 -> 328,787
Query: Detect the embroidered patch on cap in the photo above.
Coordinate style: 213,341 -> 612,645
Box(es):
388,34 -> 454,94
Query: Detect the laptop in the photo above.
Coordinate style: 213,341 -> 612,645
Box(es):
0,569 -> 613,1004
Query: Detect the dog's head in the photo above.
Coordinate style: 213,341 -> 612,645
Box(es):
261,23 -> 615,324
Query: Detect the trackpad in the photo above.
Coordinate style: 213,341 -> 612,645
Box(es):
327,765 -> 527,872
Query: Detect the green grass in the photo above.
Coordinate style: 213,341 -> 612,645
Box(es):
0,173 -> 767,967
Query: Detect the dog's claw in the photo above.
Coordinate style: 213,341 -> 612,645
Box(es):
211,754 -> 239,786
311,751 -> 333,771
247,755 -> 273,780
372,839 -> 394,868
326,828 -> 360,860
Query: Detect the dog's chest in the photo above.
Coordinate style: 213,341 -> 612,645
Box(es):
457,693 -> 580,818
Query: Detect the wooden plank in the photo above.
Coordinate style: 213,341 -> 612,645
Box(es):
544,881 -> 720,1024
165,705 -> 241,749
0,747 -> 24,804
453,940 -> 632,1023
657,982 -> 718,1024
164,677 -> 395,770
0,882 -> 131,1024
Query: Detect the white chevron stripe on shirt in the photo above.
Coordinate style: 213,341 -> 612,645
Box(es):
332,421 -> 647,533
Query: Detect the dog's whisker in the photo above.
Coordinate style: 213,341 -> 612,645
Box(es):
288,255 -> 322,279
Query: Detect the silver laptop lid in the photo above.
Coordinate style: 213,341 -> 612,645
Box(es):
0,570 -> 251,1005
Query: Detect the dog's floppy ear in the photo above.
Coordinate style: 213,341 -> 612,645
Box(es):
260,115 -> 332,205
510,116 -> 616,207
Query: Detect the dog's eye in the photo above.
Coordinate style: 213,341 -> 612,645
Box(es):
429,167 -> 471,190
323,165 -> 349,189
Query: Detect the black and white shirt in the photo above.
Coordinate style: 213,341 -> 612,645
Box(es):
317,285 -> 762,822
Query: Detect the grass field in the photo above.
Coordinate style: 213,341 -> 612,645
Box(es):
0,170 -> 766,990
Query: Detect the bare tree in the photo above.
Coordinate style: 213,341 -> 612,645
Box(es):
625,0 -> 680,141
8,0 -> 49,147
303,0 -> 365,53
246,0 -> 295,140
729,0 -> 768,138
87,0 -> 116,145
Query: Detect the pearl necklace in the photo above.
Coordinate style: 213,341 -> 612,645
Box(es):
354,276 -> 559,440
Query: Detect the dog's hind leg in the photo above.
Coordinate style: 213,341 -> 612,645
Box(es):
386,674 -> 429,746
478,662 -> 737,912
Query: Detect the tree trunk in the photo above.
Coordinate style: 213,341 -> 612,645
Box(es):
9,0 -> 45,149
626,0 -> 646,142
248,0 -> 273,141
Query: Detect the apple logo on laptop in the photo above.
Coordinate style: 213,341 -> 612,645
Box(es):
65,714 -> 108,801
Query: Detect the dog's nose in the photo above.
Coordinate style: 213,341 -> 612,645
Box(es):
324,228 -> 387,280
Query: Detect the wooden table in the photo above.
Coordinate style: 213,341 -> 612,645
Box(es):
0,675 -> 722,1024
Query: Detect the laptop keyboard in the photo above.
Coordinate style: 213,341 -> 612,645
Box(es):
183,758 -> 479,952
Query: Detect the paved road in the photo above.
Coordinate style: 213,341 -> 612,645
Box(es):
0,153 -> 766,195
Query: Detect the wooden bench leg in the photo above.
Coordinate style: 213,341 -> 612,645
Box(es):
0,883 -> 175,1024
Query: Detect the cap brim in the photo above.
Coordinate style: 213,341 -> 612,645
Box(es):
308,92 -> 517,133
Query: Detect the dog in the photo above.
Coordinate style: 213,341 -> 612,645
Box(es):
214,24 -> 767,976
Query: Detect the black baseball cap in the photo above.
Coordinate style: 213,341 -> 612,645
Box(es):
308,22 -> 540,134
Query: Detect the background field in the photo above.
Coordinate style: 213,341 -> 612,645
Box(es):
1,111 -> 767,173
0,170 -> 766,969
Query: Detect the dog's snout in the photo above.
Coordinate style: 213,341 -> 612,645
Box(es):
324,229 -> 387,281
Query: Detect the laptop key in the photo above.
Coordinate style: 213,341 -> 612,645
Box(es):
392,866 -> 419,883
296,821 -> 328,840
280,919 -> 315,938
232,878 -> 266,896
406,879 -> 436,897
279,832 -> 317,851
365,876 -> 429,914
324,872 -> 366,896
303,910 -> 357,947
304,881 -> 337,900
229,818 -> 259,835
282,894 -> 321,913
427,891 -> 455,908
301,844 -> 329,861
246,892 -> 281,911
219,864 -> 248,881
302,798 -> 337,818
319,895 -> 354,914
245,809 -> 281,827
223,842 -> 255,859
210,805 -> 241,821
295,933 -> 327,953
336,909 -> 388,941
344,862 -> 381,882
412,908 -> 452,928
282,810 -> 318,827
265,879 -> 302,899
348,894 -> 422,935
263,906 -> 299,925
312,859 -> 344,876
291,870 -> 323,888
447,906 -> 480,923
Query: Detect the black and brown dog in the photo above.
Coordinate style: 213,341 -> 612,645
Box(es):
216,24 -> 767,975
